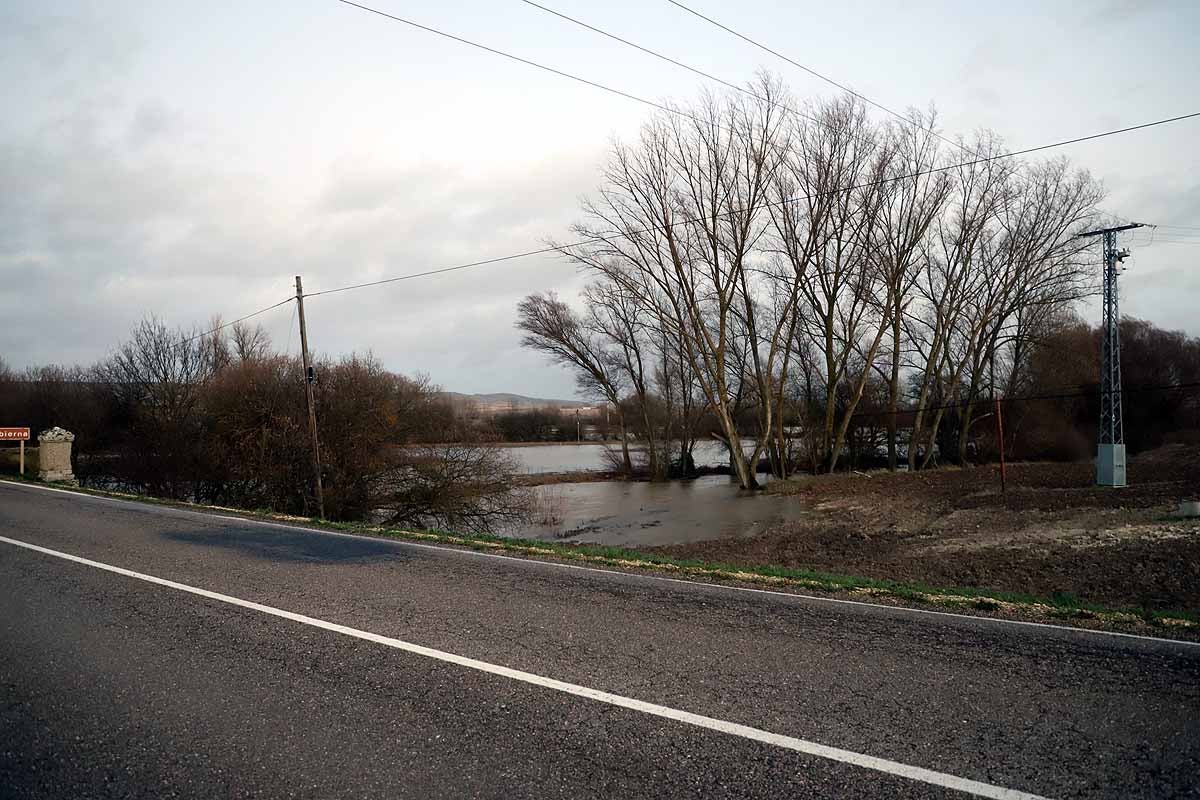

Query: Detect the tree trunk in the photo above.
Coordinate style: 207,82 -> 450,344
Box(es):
828,364 -> 874,473
714,408 -> 758,490
616,411 -> 633,476
641,404 -> 662,480
887,314 -> 901,471
920,406 -> 946,470
957,400 -> 975,464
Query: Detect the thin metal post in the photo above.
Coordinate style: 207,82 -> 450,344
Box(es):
995,396 -> 1006,494
295,276 -> 325,519
19,439 -> 24,477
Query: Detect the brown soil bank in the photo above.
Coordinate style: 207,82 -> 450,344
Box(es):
653,444 -> 1200,613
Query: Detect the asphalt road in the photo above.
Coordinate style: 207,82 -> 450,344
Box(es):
1,481 -> 1197,799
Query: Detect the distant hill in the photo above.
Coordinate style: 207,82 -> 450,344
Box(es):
438,392 -> 594,413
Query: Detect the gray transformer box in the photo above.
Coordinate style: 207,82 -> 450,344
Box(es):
1097,443 -> 1126,487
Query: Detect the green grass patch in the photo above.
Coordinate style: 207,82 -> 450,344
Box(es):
320,524 -> 1200,629
338,523 -> 1199,627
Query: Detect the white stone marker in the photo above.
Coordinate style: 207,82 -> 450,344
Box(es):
37,427 -> 76,484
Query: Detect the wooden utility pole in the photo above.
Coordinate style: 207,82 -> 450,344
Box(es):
295,276 -> 325,519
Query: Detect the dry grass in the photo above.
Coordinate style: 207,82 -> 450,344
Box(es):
656,445 -> 1200,612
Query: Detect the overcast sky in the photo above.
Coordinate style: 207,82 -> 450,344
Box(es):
2,0 -> 1198,399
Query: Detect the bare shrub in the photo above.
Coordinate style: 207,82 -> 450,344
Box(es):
530,484 -> 567,529
96,316 -> 222,499
371,444 -> 533,534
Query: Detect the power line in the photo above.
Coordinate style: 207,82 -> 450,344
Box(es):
303,248 -> 564,298
12,378 -> 1198,420
1130,226 -> 1200,246
662,0 -> 1135,225
664,0 -> 966,155
327,0 -> 1195,300
303,111 -> 1200,299
334,0 -> 736,135
517,1 -> 814,123
6,296 -> 292,364
516,0 -> 912,156
284,298 -> 298,357
175,297 -> 295,349
848,380 -> 1200,421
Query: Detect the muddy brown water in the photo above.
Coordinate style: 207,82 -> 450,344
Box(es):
515,475 -> 804,547
499,441 -> 747,474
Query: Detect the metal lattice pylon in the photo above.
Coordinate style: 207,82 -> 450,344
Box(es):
1078,222 -> 1144,486
1099,230 -> 1123,446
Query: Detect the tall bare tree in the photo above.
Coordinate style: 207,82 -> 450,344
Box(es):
870,110 -> 951,469
951,157 -> 1102,461
581,282 -> 661,476
906,135 -> 1014,468
773,95 -> 892,471
516,292 -> 633,475
526,77 -> 1106,478
556,76 -> 792,489
231,321 -> 273,362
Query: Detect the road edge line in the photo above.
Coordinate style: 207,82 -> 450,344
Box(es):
2,477 -> 1196,648
0,533 -> 1049,800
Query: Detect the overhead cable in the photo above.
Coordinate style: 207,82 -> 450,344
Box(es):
303,110 -> 1200,298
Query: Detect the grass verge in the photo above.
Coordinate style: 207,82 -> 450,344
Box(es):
3,475 -> 1197,638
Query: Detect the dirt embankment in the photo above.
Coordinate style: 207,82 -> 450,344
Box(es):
515,470 -> 624,487
654,445 -> 1200,613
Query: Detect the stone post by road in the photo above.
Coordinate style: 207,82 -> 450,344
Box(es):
37,427 -> 77,484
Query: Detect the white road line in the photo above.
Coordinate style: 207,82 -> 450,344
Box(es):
2,477 -> 1196,649
0,533 -> 1047,800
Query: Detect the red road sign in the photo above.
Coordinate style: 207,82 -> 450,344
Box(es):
0,428 -> 31,441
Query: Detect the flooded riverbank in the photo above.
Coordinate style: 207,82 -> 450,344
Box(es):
64,442 -> 797,549
498,440 -> 754,475
514,474 -> 802,547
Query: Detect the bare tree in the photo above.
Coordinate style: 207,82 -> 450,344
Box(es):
870,110 -> 951,469
557,76 -> 791,489
654,325 -> 708,475
582,281 -> 663,477
205,315 -> 233,373
906,135 -> 1014,469
905,144 -> 1102,467
524,78 -> 1107,478
97,316 -> 223,498
516,292 -> 633,475
950,157 -> 1102,461
231,321 -> 273,362
773,95 -> 891,472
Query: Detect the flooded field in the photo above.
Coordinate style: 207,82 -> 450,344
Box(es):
499,441 -> 750,474
494,440 -> 796,547
515,474 -> 801,547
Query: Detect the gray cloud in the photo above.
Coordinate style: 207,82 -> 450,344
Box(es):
3,0 -> 1197,401
0,44 -> 601,398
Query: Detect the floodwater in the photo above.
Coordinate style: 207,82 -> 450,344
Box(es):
515,474 -> 803,547
498,441 -> 750,474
